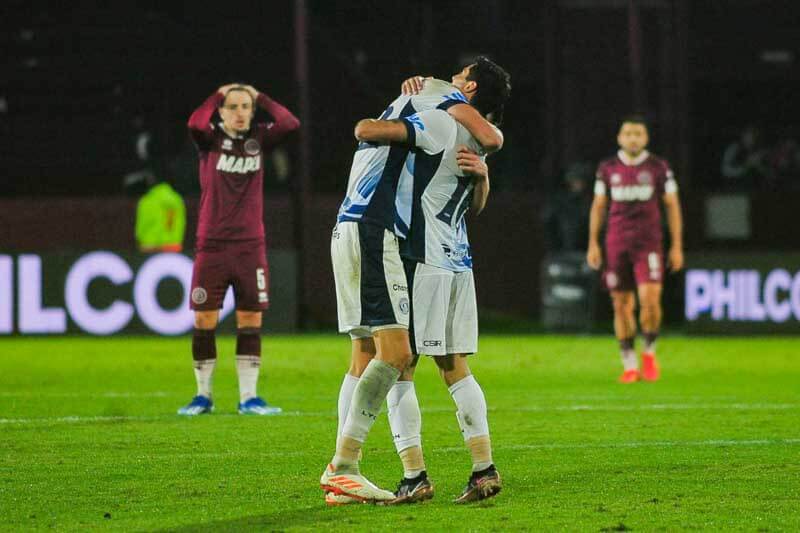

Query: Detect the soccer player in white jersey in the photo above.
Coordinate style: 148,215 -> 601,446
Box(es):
322,57 -> 511,505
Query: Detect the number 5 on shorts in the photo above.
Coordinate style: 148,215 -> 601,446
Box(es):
256,268 -> 266,290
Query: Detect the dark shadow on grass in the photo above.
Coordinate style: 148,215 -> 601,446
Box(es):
157,504 -> 386,532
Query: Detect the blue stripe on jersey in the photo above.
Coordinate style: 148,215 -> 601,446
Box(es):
361,100 -> 418,236
400,149 -> 444,262
394,153 -> 415,237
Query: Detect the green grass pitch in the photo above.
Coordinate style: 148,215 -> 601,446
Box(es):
1,335 -> 798,531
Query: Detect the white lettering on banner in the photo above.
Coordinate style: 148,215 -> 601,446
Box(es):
134,253 -> 194,335
18,255 -> 67,333
2,252 -> 237,336
685,268 -> 800,323
0,256 -> 11,333
65,251 -> 134,335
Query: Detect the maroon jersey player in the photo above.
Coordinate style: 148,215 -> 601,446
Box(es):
587,115 -> 684,383
178,84 -> 300,416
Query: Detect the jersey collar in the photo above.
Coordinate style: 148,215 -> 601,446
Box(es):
617,149 -> 650,166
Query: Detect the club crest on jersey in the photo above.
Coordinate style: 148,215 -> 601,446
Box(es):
192,287 -> 208,304
222,139 -> 233,151
637,171 -> 653,185
244,138 -> 261,155
611,173 -> 622,185
216,154 -> 261,174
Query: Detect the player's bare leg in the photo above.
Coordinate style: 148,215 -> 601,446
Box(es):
321,328 -> 411,502
611,290 -> 640,383
178,311 -> 219,415
384,355 -> 434,504
435,354 -> 501,503
233,310 -> 280,414
637,283 -> 663,381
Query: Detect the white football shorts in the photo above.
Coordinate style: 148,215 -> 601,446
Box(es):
331,221 -> 410,339
405,261 -> 478,356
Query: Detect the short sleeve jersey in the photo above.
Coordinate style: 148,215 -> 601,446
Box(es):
594,150 -> 677,247
336,80 -> 470,238
399,109 -> 487,272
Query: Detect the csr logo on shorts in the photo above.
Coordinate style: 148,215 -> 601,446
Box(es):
423,340 -> 442,347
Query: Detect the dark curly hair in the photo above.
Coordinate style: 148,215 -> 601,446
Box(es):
466,56 -> 512,126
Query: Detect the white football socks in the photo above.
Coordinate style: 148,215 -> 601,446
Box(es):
236,355 -> 260,402
193,359 -> 216,398
336,373 -> 360,449
335,359 -> 400,469
621,349 -> 638,371
388,380 -> 424,478
449,375 -> 493,472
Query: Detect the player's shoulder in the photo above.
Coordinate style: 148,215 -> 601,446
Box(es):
645,153 -> 674,176
596,155 -> 619,176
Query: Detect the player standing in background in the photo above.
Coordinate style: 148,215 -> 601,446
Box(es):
320,62 -> 504,504
178,83 -> 300,415
586,115 -> 684,383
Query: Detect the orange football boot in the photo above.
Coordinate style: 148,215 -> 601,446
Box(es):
618,369 -> 641,383
641,352 -> 660,381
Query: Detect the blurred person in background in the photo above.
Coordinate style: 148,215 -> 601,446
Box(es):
720,125 -> 770,188
178,83 -> 299,416
129,171 -> 186,253
587,115 -> 683,383
542,161 -> 592,253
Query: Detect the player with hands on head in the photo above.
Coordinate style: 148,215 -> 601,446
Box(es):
178,82 -> 299,416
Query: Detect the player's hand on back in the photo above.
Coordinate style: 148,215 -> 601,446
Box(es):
586,242 -> 603,270
401,76 -> 430,95
668,246 -> 684,272
456,146 -> 487,180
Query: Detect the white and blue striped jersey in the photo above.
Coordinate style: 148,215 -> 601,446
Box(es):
398,109 -> 488,272
336,80 -> 469,238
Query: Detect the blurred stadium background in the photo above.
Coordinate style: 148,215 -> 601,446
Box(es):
1,1 -> 799,530
2,0 -> 800,334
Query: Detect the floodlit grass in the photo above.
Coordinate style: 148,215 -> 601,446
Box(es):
0,335 -> 798,531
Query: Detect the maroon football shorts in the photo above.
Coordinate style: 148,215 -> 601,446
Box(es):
602,240 -> 663,291
190,239 -> 270,311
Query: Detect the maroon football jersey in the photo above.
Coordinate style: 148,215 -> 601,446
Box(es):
595,150 -> 676,247
188,92 -> 300,243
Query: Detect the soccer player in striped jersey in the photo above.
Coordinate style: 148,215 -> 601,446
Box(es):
322,65 -> 503,504
322,58 -> 510,505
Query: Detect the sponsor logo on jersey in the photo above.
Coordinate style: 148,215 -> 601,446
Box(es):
244,138 -> 260,155
611,173 -> 622,185
610,185 -> 654,202
192,287 -> 208,304
406,113 -> 426,131
216,154 -> 261,174
222,139 -> 233,151
637,171 -> 653,185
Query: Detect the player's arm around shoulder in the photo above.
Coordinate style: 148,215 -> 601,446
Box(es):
446,103 -> 503,153
354,119 -> 409,144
